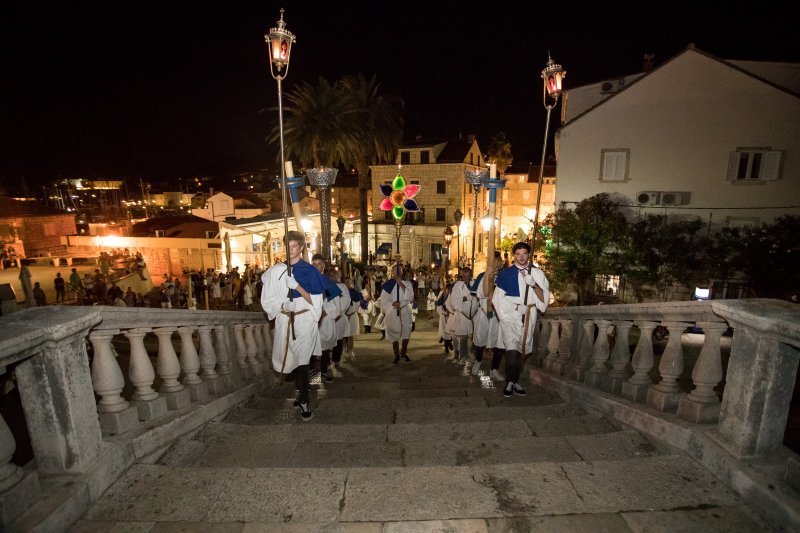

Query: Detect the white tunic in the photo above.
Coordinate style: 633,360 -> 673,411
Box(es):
345,294 -> 360,337
260,263 -> 323,373
473,275 -> 491,347
319,295 -> 339,351
445,280 -> 478,337
378,280 -> 414,342
491,266 -> 549,355
335,282 -> 351,341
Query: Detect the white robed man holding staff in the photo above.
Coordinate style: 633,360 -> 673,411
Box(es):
492,241 -> 550,398
261,231 -> 328,420
378,263 -> 415,364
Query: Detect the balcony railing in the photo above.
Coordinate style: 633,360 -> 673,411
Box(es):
0,306 -> 271,526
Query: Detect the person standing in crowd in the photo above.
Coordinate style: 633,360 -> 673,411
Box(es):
261,231 -> 328,421
492,242 -> 550,398
417,271 -> 427,302
82,272 -> 94,303
358,288 -> 373,333
107,280 -> 123,304
470,251 -> 503,376
343,276 -> 361,360
372,292 -> 385,339
211,275 -> 221,309
53,272 -> 66,304
331,271 -> 351,370
33,281 -> 47,306
437,282 -> 454,357
426,286 -> 437,320
124,286 -> 136,307
378,263 -> 414,363
446,267 -> 477,366
69,267 -> 83,301
316,266 -> 342,383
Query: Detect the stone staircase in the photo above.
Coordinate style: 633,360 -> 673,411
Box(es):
71,323 -> 772,532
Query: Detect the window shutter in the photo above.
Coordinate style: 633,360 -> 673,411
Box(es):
726,152 -> 741,181
602,151 -> 626,181
761,151 -> 782,181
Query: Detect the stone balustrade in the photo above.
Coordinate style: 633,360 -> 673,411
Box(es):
528,299 -> 800,460
0,306 -> 272,526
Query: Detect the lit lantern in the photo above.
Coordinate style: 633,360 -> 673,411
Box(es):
379,167 -> 421,220
265,9 -> 295,76
541,54 -> 566,99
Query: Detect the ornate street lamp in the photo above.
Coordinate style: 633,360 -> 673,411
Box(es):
265,8 -> 296,272
307,167 -> 339,262
443,226 -> 454,280
336,214 -> 346,275
453,207 -> 463,269
532,53 -> 566,256
464,168 -> 488,269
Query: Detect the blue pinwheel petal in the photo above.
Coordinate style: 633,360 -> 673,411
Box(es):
379,184 -> 393,197
403,199 -> 420,212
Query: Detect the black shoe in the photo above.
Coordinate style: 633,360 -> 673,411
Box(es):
401,355 -> 411,362
309,368 -> 319,378
394,357 -> 400,364
299,402 -> 313,421
438,337 -> 444,344
322,370 -> 333,382
380,334 -> 385,340
503,382 -> 513,398
292,395 -> 301,408
512,383 -> 527,396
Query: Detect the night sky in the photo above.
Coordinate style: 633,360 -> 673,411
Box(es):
3,1 -> 798,191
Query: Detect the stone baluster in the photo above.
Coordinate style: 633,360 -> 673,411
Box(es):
553,318 -> 572,376
233,324 -> 253,380
535,319 -> 551,370
541,319 -> 559,372
123,328 -> 167,421
244,324 -> 262,376
571,320 -> 596,382
214,324 -> 235,390
253,322 -> 265,361
153,327 -> 191,410
622,321 -> 659,403
647,321 -> 692,412
177,326 -> 209,401
677,322 -> 728,423
89,329 -> 139,434
0,412 -> 40,524
198,325 -> 221,394
262,321 -> 274,360
585,319 -> 613,388
603,321 -> 633,394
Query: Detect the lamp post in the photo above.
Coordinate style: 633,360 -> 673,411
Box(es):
453,207 -> 463,269
265,8 -> 296,272
464,168 -> 487,269
532,53 -> 566,257
443,226 -> 454,282
336,214 -> 346,276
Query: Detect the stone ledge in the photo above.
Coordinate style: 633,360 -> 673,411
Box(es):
529,368 -> 800,532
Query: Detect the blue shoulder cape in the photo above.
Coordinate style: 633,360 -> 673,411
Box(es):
281,260 -> 329,298
348,287 -> 362,303
381,279 -> 398,294
470,272 -> 485,293
325,278 -> 342,301
436,292 -> 446,307
495,265 -> 528,298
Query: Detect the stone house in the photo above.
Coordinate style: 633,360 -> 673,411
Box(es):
0,197 -> 76,258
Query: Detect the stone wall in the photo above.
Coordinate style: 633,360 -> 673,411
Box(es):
1,214 -> 77,258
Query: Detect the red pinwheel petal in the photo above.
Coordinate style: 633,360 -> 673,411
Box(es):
404,184 -> 421,199
379,198 -> 393,211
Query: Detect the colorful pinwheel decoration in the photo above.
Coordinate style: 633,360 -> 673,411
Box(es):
379,167 -> 421,220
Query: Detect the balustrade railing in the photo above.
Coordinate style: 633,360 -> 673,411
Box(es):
528,299 -> 800,461
0,306 -> 271,526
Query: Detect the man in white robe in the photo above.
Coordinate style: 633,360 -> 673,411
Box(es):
378,264 -> 414,363
261,232 -> 327,421
445,267 -> 478,366
492,242 -> 549,398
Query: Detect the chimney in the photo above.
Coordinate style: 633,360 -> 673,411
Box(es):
643,53 -> 655,72
467,134 -> 476,144
209,187 -> 214,196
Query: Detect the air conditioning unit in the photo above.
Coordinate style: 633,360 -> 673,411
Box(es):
205,231 -> 217,239
660,192 -> 687,206
636,191 -> 660,206
154,230 -> 165,237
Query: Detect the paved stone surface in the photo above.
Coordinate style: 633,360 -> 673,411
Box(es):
77,322 -> 770,530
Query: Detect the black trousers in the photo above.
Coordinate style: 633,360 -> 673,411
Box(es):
491,348 -> 505,370
294,364 -> 310,403
332,339 -> 343,363
504,350 -> 522,383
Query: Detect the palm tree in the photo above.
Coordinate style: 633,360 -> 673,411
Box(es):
338,75 -> 404,263
486,131 -> 513,175
274,77 -> 359,167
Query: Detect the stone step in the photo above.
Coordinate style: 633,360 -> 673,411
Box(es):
81,455 -> 754,526
158,424 -> 662,468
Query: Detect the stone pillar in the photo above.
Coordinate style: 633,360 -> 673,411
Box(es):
603,321 -> 633,394
214,324 -> 234,390
0,413 -> 41,525
718,318 -> 799,457
647,322 -> 691,412
552,318 -> 572,376
244,325 -> 262,376
153,327 -> 191,410
89,329 -> 139,434
622,321 -> 659,403
198,325 -> 222,395
585,319 -> 612,388
177,326 -> 209,401
15,327 -> 105,474
259,322 -> 273,375
677,322 -> 728,423
233,324 -> 253,380
124,328 -> 167,421
571,320 -> 595,382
